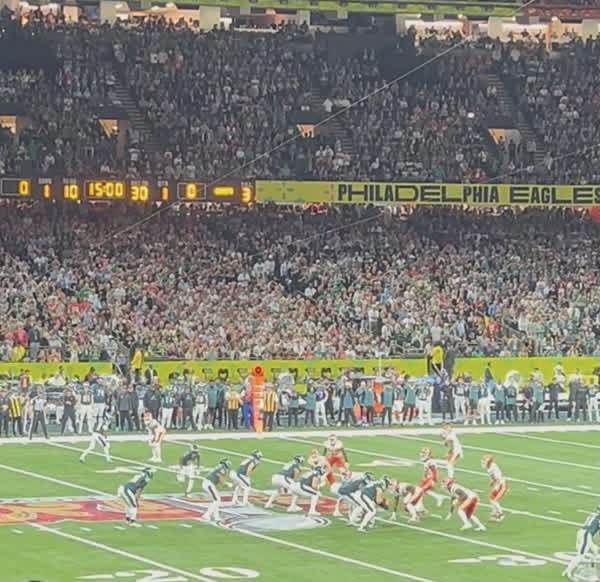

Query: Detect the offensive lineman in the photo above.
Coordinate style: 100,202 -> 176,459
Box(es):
79,423 -> 111,463
117,467 -> 154,526
177,445 -> 200,496
563,506 -> 600,579
230,450 -> 263,506
352,476 -> 390,533
331,472 -> 374,518
264,455 -> 304,509
201,459 -> 232,522
288,465 -> 325,516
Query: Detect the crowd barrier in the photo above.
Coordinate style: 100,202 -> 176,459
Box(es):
1,356 -> 598,389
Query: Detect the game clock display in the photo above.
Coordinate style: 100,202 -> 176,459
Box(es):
0,178 -> 254,205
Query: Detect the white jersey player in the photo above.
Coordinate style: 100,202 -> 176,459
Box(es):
442,424 -> 463,478
482,455 -> 508,521
443,478 -> 486,531
145,413 -> 166,463
79,424 -> 111,463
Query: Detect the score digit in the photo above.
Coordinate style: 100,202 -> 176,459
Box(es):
131,184 -> 149,202
63,184 -> 80,201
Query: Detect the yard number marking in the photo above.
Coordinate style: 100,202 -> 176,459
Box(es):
79,569 -> 260,581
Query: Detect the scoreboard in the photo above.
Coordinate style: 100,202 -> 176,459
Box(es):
0,178 -> 255,205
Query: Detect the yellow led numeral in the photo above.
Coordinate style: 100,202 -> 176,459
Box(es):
63,184 -> 79,200
131,184 -> 149,202
185,183 -> 197,200
18,180 -> 30,196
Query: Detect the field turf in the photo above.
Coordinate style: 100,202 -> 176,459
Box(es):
1,426 -> 599,582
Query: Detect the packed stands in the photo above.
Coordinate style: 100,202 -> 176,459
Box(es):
1,204 -> 599,363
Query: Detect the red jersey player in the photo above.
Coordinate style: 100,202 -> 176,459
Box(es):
322,434 -> 349,486
443,478 -> 486,531
482,455 -> 508,521
418,448 -> 445,507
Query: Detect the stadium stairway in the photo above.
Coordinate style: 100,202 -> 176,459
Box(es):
308,90 -> 355,156
109,64 -> 160,155
484,72 -> 546,168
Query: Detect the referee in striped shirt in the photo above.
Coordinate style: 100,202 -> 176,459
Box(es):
29,389 -> 49,440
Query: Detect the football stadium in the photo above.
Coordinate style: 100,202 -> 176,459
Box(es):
1,0 -> 600,581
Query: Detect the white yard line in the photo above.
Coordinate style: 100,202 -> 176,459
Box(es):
503,433 -> 600,450
0,463 -> 108,496
194,518 -> 443,582
0,423 -> 598,446
31,523 -> 217,582
394,433 -> 599,471
281,436 -> 599,498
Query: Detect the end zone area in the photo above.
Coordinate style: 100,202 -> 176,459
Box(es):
1,425 -> 598,582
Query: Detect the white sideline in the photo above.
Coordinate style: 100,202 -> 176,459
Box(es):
5,461 -> 444,582
43,440 -> 575,563
3,422 -> 598,446
504,433 -> 600,450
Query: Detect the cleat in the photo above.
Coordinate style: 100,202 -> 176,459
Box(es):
475,526 -> 486,531
287,505 -> 302,513
460,524 -> 473,531
307,511 -> 320,517
357,527 -> 367,533
332,510 -> 342,518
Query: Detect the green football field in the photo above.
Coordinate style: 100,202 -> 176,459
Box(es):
1,426 -> 599,582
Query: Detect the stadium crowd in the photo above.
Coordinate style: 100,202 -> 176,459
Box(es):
1,14 -> 599,182
1,204 -> 600,363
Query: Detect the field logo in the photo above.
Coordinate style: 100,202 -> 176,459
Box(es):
218,511 -> 329,532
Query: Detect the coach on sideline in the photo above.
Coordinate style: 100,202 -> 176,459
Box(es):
29,389 -> 49,440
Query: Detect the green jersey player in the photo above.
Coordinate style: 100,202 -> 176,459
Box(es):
177,445 -> 200,495
201,459 -> 232,522
117,467 -> 155,526
230,450 -> 262,506
352,477 -> 390,533
564,506 -> 600,579
265,455 -> 304,509
331,472 -> 375,518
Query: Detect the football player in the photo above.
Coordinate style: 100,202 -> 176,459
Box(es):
264,455 -> 304,509
117,467 -> 154,527
442,424 -> 463,478
443,478 -> 486,531
308,448 -> 329,471
177,445 -> 200,496
79,423 -> 111,463
563,505 -> 600,579
144,412 -> 166,463
201,459 -> 232,522
482,455 -> 508,521
323,434 -> 349,485
418,448 -> 445,508
288,466 -> 325,516
390,481 -> 424,522
353,476 -> 390,533
230,450 -> 263,506
331,472 -> 374,519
